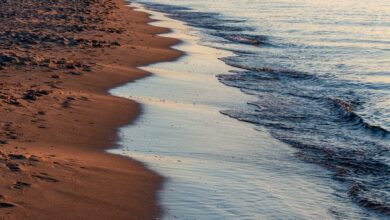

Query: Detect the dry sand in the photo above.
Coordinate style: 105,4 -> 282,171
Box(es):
0,0 -> 181,219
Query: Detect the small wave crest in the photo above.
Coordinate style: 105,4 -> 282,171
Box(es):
214,33 -> 270,46
219,67 -> 390,215
220,59 -> 314,80
330,98 -> 389,138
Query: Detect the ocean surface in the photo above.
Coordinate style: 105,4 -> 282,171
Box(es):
115,0 -> 389,219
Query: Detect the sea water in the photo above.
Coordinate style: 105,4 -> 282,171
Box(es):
110,1 -> 390,219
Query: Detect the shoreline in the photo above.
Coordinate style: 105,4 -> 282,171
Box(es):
109,3 -> 385,219
0,0 -> 182,219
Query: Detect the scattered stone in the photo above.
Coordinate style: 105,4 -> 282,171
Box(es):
13,181 -> 31,190
29,155 -> 40,162
8,154 -> 27,160
6,162 -> 21,172
62,100 -> 70,108
8,98 -> 20,106
23,89 -> 49,101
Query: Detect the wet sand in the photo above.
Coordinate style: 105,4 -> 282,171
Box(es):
0,0 -> 181,219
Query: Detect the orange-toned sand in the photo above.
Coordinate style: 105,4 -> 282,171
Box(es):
0,0 -> 181,219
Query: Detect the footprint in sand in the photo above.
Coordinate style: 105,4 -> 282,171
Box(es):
13,181 -> 31,190
32,173 -> 59,183
0,202 -> 15,208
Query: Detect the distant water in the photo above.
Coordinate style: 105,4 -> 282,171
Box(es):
133,0 -> 390,216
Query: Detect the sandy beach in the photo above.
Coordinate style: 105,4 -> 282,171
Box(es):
0,0 -> 181,219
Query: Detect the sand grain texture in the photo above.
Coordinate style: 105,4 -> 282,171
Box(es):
0,0 -> 181,219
